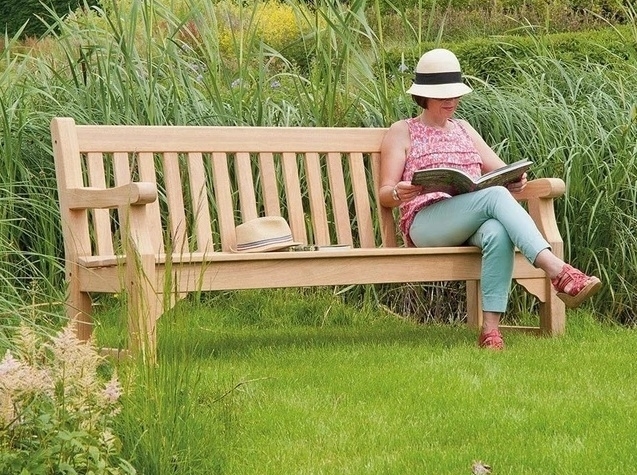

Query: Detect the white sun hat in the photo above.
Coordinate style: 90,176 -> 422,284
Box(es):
405,48 -> 473,99
234,216 -> 302,253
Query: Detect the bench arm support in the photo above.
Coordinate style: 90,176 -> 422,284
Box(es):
513,177 -> 565,258
66,180 -> 159,363
67,182 -> 157,210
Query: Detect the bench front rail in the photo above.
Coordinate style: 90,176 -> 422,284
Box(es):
51,117 -> 566,360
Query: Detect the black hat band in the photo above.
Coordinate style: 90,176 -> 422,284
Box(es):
414,71 -> 462,85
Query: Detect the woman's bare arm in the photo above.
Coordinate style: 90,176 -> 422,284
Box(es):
379,121 -> 423,207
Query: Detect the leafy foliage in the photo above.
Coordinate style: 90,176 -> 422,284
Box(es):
0,0 -> 636,324
0,324 -> 135,474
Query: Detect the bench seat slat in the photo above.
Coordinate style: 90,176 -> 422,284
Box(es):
77,252 -> 544,293
78,246 -> 485,267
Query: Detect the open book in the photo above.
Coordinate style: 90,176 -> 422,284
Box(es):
411,159 -> 532,196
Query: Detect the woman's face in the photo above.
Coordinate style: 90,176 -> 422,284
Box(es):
426,97 -> 460,118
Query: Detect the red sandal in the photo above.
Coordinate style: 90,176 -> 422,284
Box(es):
478,329 -> 504,350
551,264 -> 602,308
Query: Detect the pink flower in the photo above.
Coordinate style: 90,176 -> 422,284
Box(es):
102,375 -> 123,404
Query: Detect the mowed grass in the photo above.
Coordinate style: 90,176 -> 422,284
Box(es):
98,289 -> 637,474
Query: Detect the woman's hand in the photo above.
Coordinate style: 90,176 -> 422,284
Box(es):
506,172 -> 528,193
393,181 -> 423,202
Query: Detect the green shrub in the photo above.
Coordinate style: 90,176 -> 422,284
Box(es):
373,0 -> 630,21
0,0 -> 101,38
383,26 -> 635,86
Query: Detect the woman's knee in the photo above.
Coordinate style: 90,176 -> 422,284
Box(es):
476,185 -> 514,204
476,219 -> 514,252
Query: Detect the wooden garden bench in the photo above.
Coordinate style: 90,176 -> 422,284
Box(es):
51,117 -> 566,361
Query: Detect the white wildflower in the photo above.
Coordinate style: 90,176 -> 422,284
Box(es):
102,375 -> 123,405
0,349 -> 21,376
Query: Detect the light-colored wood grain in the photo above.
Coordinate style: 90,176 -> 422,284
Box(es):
305,152 -> 330,246
259,152 -> 281,217
86,152 -> 114,256
327,152 -> 353,246
187,152 -> 214,253
51,117 -> 568,359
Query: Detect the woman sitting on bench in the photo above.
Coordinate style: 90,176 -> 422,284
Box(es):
379,48 -> 601,350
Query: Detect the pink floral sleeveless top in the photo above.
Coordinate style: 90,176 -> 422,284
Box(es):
399,118 -> 482,245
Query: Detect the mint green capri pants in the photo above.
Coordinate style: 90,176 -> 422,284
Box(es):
409,186 -> 550,313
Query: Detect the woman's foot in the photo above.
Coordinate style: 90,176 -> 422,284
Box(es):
478,329 -> 504,350
551,264 -> 602,308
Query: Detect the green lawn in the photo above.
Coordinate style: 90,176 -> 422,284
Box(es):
103,290 -> 637,474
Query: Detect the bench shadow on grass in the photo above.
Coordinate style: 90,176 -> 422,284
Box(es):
158,320 -> 478,361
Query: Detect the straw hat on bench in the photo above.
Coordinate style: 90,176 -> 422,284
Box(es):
234,216 -> 301,252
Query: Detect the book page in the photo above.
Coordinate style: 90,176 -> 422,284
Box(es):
476,160 -> 532,189
410,159 -> 532,196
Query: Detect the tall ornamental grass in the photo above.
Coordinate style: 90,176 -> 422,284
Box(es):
0,0 -> 636,322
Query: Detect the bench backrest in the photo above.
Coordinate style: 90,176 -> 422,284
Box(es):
51,118 -> 398,261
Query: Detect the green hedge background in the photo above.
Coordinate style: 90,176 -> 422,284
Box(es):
1,0 -> 101,38
2,0 -> 632,39
381,26 -> 635,86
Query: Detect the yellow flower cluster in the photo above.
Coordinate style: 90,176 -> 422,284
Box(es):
216,0 -> 316,64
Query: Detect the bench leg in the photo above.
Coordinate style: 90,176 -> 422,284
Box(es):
516,277 -> 566,335
466,280 -> 482,329
538,280 -> 566,335
126,252 -> 159,364
66,263 -> 94,341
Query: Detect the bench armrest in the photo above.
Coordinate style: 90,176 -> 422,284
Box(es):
511,177 -> 566,201
67,182 -> 157,210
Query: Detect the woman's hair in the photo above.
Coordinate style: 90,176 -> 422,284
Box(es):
412,95 -> 429,109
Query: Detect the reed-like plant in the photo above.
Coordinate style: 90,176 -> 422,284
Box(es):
459,42 -> 637,323
0,0 -> 636,327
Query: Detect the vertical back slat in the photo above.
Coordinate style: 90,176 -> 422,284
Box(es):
327,152 -> 353,246
236,152 -> 258,223
137,152 -> 164,254
211,152 -> 236,251
349,152 -> 375,248
86,152 -> 114,256
281,152 -> 307,243
187,152 -> 214,253
305,152 -> 330,245
371,152 -> 398,247
113,152 -> 132,241
112,152 -> 132,185
258,152 -> 281,216
162,152 -> 188,254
